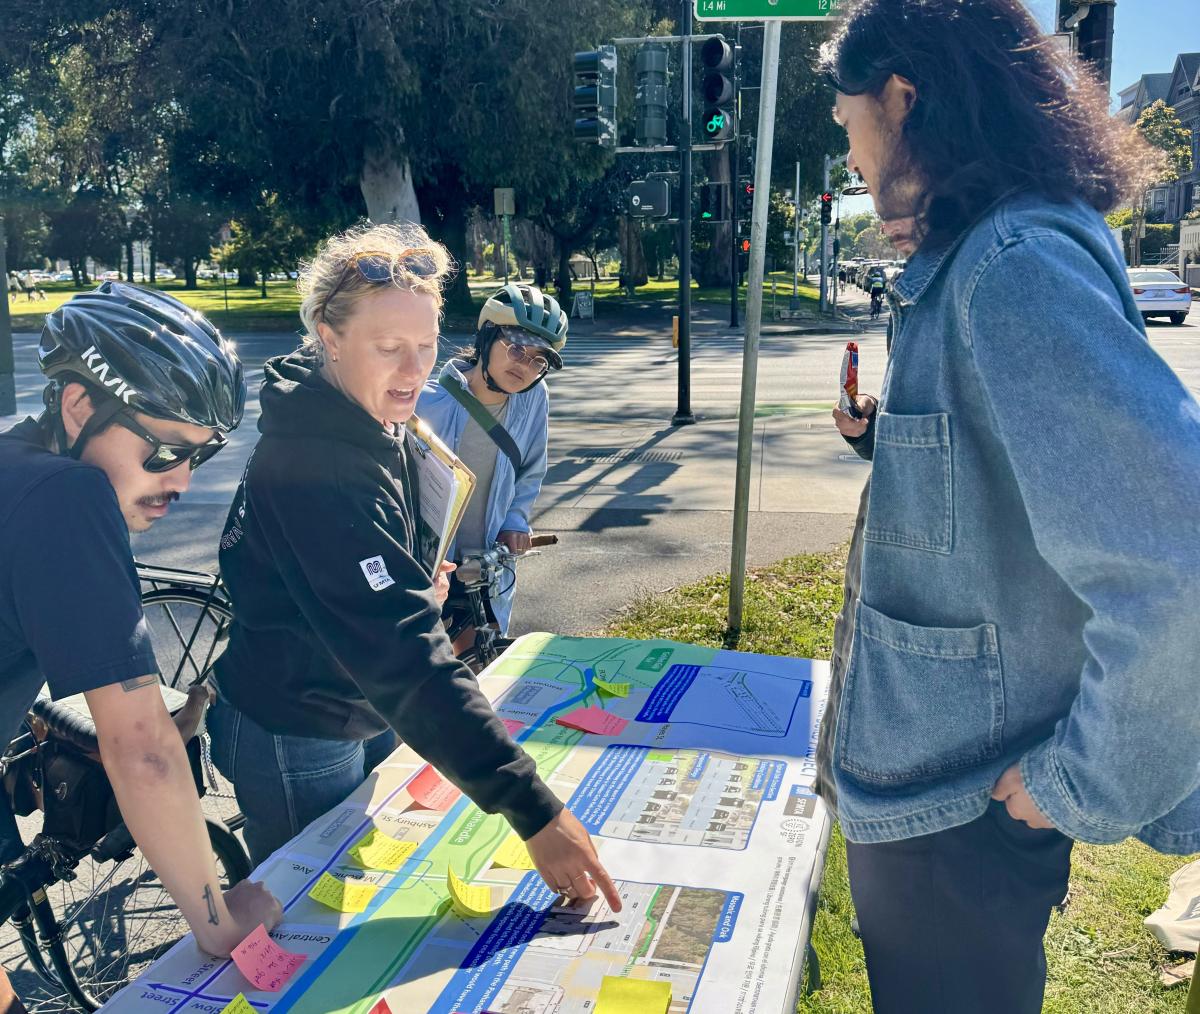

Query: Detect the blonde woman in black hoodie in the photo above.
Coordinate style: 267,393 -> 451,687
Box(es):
208,222 -> 619,914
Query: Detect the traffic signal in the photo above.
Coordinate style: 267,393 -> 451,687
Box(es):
574,46 -> 618,148
739,180 -> 755,216
820,191 -> 834,225
740,238 -> 751,253
635,43 -> 669,148
700,182 -> 728,223
700,37 -> 736,144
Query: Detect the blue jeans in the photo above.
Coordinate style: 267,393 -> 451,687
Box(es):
207,695 -> 398,868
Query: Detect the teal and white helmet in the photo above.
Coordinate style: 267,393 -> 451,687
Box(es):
477,283 -> 567,370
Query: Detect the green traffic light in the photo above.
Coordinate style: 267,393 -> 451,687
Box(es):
706,113 -> 725,134
702,212 -> 713,219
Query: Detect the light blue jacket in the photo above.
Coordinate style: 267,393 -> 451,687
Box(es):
832,191 -> 1200,853
416,359 -> 550,633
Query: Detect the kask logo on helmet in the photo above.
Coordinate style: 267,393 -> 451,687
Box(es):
80,344 -> 138,404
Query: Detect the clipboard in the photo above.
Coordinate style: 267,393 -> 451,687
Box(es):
405,415 -> 476,573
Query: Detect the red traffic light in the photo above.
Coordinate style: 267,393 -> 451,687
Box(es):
820,191 -> 833,204
740,239 -> 751,253
744,183 -> 755,196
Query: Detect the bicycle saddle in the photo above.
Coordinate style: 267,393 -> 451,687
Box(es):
30,685 -> 191,755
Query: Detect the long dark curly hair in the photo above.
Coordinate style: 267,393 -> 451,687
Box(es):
819,0 -> 1156,245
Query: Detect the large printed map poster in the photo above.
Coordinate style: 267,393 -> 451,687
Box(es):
105,634 -> 831,1014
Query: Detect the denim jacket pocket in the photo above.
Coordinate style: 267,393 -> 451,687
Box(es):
864,412 -> 953,554
836,602 -> 1005,786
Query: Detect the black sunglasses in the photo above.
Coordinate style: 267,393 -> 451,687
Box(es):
111,413 -> 227,473
323,249 -> 439,319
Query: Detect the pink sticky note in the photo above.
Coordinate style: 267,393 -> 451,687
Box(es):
501,718 -> 525,736
230,924 -> 305,993
555,706 -> 629,736
368,999 -> 393,1014
406,763 -> 462,811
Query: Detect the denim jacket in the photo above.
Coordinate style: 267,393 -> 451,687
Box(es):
831,191 -> 1200,853
416,360 -> 550,633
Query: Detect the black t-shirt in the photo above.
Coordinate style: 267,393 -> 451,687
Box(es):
0,418 -> 157,746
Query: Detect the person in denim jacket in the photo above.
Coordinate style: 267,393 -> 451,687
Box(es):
819,2 -> 1200,1011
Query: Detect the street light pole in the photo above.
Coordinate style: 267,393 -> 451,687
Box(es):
727,17 -> 782,637
791,160 -> 801,308
674,0 -> 695,426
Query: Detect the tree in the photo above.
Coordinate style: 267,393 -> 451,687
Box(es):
211,194 -> 317,298
1130,101 -> 1193,265
46,187 -> 124,285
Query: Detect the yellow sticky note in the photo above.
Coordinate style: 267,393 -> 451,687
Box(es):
491,834 -> 535,871
447,865 -> 495,918
308,871 -> 377,913
594,679 -> 631,698
220,994 -> 255,1014
596,975 -> 672,1014
349,829 -> 418,871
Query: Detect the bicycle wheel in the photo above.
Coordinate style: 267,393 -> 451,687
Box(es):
139,589 -> 233,691
14,819 -> 249,1012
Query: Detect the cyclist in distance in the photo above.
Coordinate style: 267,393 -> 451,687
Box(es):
417,282 -> 566,639
0,283 -> 282,974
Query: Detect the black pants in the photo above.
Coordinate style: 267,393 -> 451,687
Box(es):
845,800 -> 1073,1014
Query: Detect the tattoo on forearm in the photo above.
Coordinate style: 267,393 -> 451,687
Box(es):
121,674 -> 158,692
203,884 -> 219,926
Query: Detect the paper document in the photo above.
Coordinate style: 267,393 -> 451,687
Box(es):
405,415 -> 476,573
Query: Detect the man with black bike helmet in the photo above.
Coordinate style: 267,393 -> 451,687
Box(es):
0,283 -> 280,975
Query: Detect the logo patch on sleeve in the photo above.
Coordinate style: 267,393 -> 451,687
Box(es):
359,556 -> 395,591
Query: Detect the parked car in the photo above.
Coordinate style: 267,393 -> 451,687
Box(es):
52,271 -> 73,282
1127,268 -> 1192,326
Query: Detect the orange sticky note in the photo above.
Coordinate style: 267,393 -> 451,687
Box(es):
220,995 -> 255,1014
230,923 -> 305,993
407,764 -> 462,811
556,706 -> 629,736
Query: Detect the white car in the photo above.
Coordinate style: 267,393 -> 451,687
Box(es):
1128,268 -> 1192,326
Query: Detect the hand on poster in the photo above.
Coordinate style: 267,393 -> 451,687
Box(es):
525,808 -> 622,912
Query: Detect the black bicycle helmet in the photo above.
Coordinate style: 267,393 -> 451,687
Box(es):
38,281 -> 245,437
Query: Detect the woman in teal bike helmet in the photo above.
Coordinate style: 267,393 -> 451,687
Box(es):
417,282 -> 567,636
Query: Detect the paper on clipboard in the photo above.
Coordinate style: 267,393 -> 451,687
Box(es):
405,415 -> 476,573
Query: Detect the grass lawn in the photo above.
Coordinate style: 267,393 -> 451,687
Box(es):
603,548 -> 1195,1013
6,273 -> 820,334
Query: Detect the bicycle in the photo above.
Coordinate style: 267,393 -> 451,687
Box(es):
0,688 -> 249,1012
443,534 -> 557,673
870,291 -> 885,319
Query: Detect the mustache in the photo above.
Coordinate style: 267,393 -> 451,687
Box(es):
137,491 -> 181,508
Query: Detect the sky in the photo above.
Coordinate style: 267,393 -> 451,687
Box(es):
835,0 -> 1200,220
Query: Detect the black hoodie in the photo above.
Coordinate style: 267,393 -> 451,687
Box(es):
214,350 -> 561,840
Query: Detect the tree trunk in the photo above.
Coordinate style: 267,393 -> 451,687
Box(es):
491,218 -> 506,279
436,201 -> 473,314
183,258 -> 197,289
125,238 -> 135,282
0,216 -> 13,416
697,147 -> 733,287
618,217 -> 649,294
237,268 -> 255,287
260,265 -> 268,298
555,245 -> 572,304
359,149 -> 421,225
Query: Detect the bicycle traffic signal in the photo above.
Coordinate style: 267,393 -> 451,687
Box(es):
700,37 -> 736,144
820,191 -> 834,225
635,43 -> 669,148
574,46 -> 618,148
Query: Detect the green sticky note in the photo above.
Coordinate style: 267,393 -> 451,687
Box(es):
646,750 -> 675,763
594,678 -> 630,698
596,975 -> 671,1014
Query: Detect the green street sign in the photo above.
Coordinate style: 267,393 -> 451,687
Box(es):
695,0 -> 842,20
